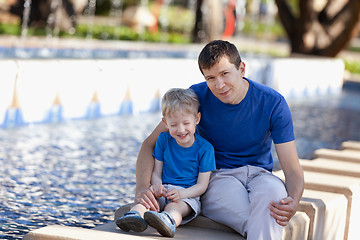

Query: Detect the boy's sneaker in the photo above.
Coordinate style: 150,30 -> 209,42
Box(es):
144,211 -> 176,238
116,211 -> 148,232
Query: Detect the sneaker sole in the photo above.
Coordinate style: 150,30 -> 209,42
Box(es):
116,215 -> 148,232
144,212 -> 174,238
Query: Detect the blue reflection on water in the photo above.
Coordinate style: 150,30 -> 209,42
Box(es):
290,85 -> 360,159
1,85 -> 360,239
0,113 -> 161,239
0,46 -> 199,59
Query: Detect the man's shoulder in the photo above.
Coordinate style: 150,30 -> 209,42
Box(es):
248,78 -> 284,102
190,82 -> 207,92
195,134 -> 214,150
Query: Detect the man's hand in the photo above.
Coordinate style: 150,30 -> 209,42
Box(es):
134,187 -> 160,212
269,196 -> 298,226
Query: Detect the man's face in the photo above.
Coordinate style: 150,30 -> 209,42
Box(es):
202,57 -> 245,105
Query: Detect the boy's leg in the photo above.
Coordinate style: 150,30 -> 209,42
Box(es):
164,201 -> 192,226
201,168 -> 250,237
144,200 -> 193,237
116,203 -> 148,232
246,166 -> 287,240
132,202 -> 148,217
162,184 -> 201,225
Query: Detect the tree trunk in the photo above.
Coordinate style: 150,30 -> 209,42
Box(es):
192,0 -> 223,43
275,0 -> 360,57
9,0 -> 78,30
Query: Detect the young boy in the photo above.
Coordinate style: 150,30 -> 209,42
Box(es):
116,88 -> 216,238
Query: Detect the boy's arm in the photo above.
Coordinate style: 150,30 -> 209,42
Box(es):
175,171 -> 211,200
270,140 -> 304,226
135,121 -> 167,212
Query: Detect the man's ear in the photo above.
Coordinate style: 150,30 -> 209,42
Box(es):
239,61 -> 246,76
162,117 -> 169,129
196,112 -> 201,124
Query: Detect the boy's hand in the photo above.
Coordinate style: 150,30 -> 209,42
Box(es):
166,188 -> 181,202
151,184 -> 166,198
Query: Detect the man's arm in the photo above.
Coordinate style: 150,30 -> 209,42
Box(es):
151,159 -> 166,198
270,140 -> 304,226
134,121 -> 167,212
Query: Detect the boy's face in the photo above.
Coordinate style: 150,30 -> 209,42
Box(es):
202,56 -> 245,105
162,110 -> 200,148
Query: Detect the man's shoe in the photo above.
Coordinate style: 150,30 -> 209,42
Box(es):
116,211 -> 148,232
144,211 -> 176,238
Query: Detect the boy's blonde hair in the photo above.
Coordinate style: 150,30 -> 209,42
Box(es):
161,88 -> 199,117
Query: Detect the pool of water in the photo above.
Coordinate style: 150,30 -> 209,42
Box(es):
1,85 -> 360,239
0,46 -> 200,59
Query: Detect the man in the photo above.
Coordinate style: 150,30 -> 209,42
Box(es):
133,40 -> 304,239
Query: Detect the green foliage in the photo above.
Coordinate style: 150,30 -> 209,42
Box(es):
241,19 -> 285,40
157,5 -> 194,34
0,23 -> 21,35
344,59 -> 360,75
348,46 -> 360,53
60,23 -> 190,43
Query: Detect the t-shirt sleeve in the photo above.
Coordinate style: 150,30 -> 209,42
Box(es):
270,96 -> 295,144
199,142 -> 216,172
152,133 -> 167,161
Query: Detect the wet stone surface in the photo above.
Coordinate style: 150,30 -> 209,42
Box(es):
1,88 -> 360,239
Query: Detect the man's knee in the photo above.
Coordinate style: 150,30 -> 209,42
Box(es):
251,174 -> 287,201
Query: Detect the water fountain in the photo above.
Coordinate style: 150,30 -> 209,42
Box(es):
0,1 -> 356,240
0,0 -> 345,128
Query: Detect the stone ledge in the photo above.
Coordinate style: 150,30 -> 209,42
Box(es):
314,149 -> 360,163
299,189 -> 347,240
274,170 -> 360,240
114,203 -> 310,240
300,158 -> 360,178
342,141 -> 360,151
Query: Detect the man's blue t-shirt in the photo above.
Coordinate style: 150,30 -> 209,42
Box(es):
153,132 -> 216,188
190,78 -> 295,172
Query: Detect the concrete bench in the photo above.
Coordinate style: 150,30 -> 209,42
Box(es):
274,170 -> 360,240
114,203 -> 310,240
22,223 -> 243,240
22,209 -> 309,240
299,158 -> 360,178
342,141 -> 360,151
299,189 -> 347,240
314,149 -> 360,164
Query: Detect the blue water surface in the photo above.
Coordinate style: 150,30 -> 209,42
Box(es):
0,113 -> 161,239
1,85 -> 360,239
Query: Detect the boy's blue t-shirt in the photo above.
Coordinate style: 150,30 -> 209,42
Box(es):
190,78 -> 295,172
153,132 -> 216,188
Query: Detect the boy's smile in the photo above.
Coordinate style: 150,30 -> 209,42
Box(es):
163,110 -> 200,148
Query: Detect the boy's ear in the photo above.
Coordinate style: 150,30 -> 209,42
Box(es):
162,117 -> 169,129
196,112 -> 201,124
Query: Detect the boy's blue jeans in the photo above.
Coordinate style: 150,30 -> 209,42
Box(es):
201,165 -> 287,240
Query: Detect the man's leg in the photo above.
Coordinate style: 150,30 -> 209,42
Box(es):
201,168 -> 249,236
246,166 -> 288,240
